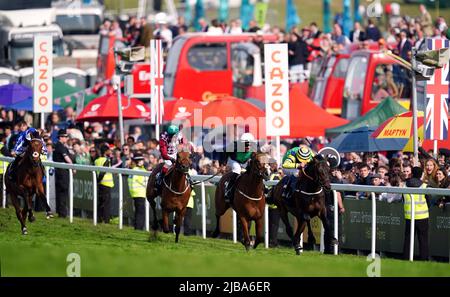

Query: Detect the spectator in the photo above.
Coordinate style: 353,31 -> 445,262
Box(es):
73,142 -> 91,165
128,153 -> 148,230
423,158 -> 439,188
366,19 -> 381,41
403,166 -> 430,261
207,19 -> 223,34
332,24 -> 350,47
434,166 -> 450,208
247,20 -> 260,33
197,18 -> 209,32
418,4 -> 433,37
350,21 -> 366,42
95,145 -> 114,224
53,129 -> 73,218
402,164 -> 412,181
380,174 -> 403,203
288,32 -> 309,82
397,29 -> 412,62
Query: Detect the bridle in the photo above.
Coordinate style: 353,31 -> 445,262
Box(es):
236,155 -> 268,201
27,138 -> 42,167
162,155 -> 191,195
299,159 -> 327,196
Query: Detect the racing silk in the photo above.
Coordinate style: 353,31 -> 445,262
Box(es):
282,147 -> 305,169
13,128 -> 47,156
159,131 -> 183,160
227,141 -> 253,164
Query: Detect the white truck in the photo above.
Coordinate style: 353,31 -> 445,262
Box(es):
0,8 -> 65,68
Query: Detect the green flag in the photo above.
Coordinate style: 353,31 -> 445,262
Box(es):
255,2 -> 268,29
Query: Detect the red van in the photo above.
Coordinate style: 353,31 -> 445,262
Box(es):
341,50 -> 422,120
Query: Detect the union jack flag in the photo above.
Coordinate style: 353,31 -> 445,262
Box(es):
150,39 -> 164,124
424,38 -> 449,140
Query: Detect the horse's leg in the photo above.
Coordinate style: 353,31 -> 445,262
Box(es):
319,210 -> 338,254
279,206 -> 294,241
306,220 -> 316,247
148,197 -> 159,231
174,208 -> 186,243
253,217 -> 264,249
161,209 -> 170,233
239,216 -> 251,251
37,182 -> 53,218
11,193 -> 27,235
293,215 -> 307,255
27,193 -> 35,223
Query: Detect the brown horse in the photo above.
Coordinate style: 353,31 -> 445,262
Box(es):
269,155 -> 336,254
212,152 -> 270,250
6,135 -> 52,235
146,150 -> 192,243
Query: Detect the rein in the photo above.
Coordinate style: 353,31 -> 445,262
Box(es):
162,160 -> 190,195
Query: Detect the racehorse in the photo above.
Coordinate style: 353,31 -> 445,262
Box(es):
146,149 -> 192,243
212,152 -> 270,250
5,133 -> 52,235
268,155 -> 336,255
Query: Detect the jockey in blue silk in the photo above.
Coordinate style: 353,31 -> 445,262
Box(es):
9,121 -> 47,181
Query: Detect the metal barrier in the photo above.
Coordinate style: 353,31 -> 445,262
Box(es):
1,156 -> 450,261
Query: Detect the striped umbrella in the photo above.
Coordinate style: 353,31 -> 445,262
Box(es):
371,111 -> 424,152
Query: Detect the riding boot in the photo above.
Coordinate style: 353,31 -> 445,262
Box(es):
9,155 -> 22,181
156,171 -> 166,195
225,173 -> 238,203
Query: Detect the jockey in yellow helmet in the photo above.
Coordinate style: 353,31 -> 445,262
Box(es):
281,144 -> 315,200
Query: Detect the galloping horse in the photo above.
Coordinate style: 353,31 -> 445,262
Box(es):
5,132 -> 52,235
269,155 -> 336,255
213,152 -> 270,250
146,149 -> 192,243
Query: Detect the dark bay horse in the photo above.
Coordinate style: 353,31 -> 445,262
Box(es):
213,152 -> 270,250
146,150 -> 192,243
5,135 -> 52,235
269,155 -> 336,255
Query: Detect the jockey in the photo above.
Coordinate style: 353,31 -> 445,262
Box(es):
9,121 -> 47,181
224,132 -> 256,201
155,124 -> 183,192
281,144 -> 315,200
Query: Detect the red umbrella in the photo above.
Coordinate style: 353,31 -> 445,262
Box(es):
184,96 -> 264,127
76,93 -> 150,122
163,98 -> 204,121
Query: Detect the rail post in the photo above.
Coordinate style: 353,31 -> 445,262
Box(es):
233,210 -> 237,243
119,173 -> 123,230
92,171 -> 97,226
264,204 -> 269,248
371,192 -> 376,260
409,193 -> 415,262
201,182 -> 206,239
333,190 -> 338,255
2,161 -> 6,208
45,167 -> 50,206
69,169 -> 73,223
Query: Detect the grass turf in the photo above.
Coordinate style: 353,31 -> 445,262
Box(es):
0,208 -> 449,277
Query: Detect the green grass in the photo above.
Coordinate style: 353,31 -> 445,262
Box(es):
0,208 -> 449,277
103,0 -> 450,30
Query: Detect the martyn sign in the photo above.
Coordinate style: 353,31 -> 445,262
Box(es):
264,43 -> 290,136
33,35 -> 53,113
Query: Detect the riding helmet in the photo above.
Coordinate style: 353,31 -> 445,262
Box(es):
296,145 -> 313,163
167,125 -> 179,135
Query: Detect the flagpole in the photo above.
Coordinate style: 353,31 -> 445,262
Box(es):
117,74 -> 125,146
433,140 -> 438,159
412,48 -> 419,162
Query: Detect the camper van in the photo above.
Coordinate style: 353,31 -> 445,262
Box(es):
0,8 -> 64,68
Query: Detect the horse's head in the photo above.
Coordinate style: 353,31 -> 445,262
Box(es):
305,154 -> 331,191
176,150 -> 192,174
28,136 -> 43,164
248,152 -> 271,180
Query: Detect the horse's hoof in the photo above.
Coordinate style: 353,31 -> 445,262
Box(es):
28,216 -> 36,223
22,228 -> 28,235
295,245 -> 303,255
211,230 -> 220,238
46,212 -> 54,219
245,245 -> 251,252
